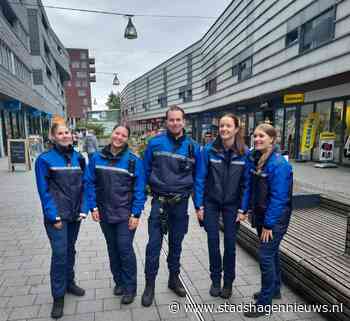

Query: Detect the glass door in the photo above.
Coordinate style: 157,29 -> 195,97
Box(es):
331,101 -> 345,163
284,107 -> 297,159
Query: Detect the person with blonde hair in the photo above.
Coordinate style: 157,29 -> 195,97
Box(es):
35,123 -> 88,319
244,123 -> 293,318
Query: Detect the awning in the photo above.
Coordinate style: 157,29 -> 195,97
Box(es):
3,100 -> 22,112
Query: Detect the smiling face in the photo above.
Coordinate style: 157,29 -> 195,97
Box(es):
52,125 -> 72,147
111,126 -> 129,149
166,110 -> 185,137
219,116 -> 239,142
253,128 -> 274,152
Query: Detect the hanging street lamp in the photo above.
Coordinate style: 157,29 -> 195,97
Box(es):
124,15 -> 138,39
112,73 -> 120,86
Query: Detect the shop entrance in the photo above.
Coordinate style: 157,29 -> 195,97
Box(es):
284,107 -> 298,159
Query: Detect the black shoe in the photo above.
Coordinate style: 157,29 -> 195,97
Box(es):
220,282 -> 232,299
51,297 -> 64,319
209,284 -> 221,297
121,293 -> 136,305
114,285 -> 123,296
253,291 -> 282,300
141,280 -> 155,307
67,282 -> 85,296
168,274 -> 186,297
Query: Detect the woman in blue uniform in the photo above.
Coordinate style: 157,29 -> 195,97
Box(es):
85,125 -> 146,305
244,123 -> 293,318
196,113 -> 251,299
35,123 -> 88,319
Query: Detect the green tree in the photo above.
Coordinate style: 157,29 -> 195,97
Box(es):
106,91 -> 121,110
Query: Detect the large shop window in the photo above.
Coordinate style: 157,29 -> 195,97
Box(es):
344,101 -> 350,165
300,9 -> 335,53
313,101 -> 331,161
299,104 -> 314,160
332,101 -> 344,163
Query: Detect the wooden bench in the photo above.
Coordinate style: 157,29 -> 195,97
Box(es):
237,206 -> 350,321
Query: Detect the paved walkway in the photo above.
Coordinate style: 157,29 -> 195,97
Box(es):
0,157 -> 329,321
292,161 -> 350,204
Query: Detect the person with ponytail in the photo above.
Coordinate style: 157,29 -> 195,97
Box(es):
244,123 -> 293,318
196,113 -> 251,299
35,123 -> 88,319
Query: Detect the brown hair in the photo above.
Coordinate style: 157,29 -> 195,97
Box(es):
254,123 -> 277,172
165,105 -> 185,120
219,113 -> 246,156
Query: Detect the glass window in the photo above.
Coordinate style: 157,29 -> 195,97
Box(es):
301,9 -> 335,52
71,61 -> 80,69
284,107 -> 297,158
76,71 -> 87,79
78,90 -> 86,97
286,28 -> 299,47
332,101 -> 344,163
313,101 -> 332,160
344,101 -> 350,165
80,52 -> 87,60
299,104 -> 314,160
238,57 -> 252,81
81,61 -> 87,69
75,80 -> 81,87
275,108 -> 284,149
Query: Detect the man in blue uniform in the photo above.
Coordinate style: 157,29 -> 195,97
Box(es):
141,105 -> 203,307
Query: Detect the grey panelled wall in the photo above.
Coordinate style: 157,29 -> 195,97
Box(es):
121,0 -> 350,121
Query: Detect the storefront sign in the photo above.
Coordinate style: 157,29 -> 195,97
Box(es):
300,112 -> 319,154
283,94 -> 304,104
319,132 -> 336,162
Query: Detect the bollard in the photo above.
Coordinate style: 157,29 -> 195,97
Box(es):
346,216 -> 350,255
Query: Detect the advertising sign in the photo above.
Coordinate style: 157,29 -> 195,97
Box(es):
319,132 -> 336,162
283,93 -> 304,104
300,112 -> 319,154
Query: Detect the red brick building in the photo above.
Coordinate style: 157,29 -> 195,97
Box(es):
64,48 -> 96,127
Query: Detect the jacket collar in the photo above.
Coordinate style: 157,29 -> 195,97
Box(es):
166,129 -> 187,145
53,143 -> 74,156
211,136 -> 238,158
101,143 -> 128,161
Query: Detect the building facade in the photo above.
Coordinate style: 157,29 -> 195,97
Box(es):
0,0 -> 70,156
121,0 -> 350,165
65,48 -> 96,128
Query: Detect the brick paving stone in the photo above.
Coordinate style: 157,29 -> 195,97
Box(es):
8,305 -> 40,320
7,294 -> 36,307
95,310 -> 132,321
76,299 -> 103,313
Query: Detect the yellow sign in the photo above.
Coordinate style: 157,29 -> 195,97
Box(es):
320,131 -> 336,140
300,112 -> 319,154
283,93 -> 304,104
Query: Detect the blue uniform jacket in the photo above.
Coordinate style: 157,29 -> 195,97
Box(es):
143,130 -> 203,208
249,150 -> 293,231
197,138 -> 251,211
35,146 -> 89,223
85,145 -> 146,222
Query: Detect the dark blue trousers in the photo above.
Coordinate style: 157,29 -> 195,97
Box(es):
45,220 -> 81,299
144,198 -> 189,281
256,225 -> 284,306
204,201 -> 238,286
100,221 -> 137,295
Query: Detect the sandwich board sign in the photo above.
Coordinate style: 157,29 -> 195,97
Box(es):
7,139 -> 31,171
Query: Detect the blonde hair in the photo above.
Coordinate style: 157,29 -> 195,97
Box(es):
254,123 -> 277,172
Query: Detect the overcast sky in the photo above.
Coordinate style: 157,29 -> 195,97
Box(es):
42,0 -> 232,109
